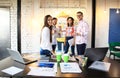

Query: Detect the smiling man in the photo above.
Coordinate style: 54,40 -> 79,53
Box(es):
75,11 -> 89,59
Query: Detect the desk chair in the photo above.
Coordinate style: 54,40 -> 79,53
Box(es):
109,42 -> 120,60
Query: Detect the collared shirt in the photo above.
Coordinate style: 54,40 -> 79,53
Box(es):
40,27 -> 52,51
75,20 -> 89,44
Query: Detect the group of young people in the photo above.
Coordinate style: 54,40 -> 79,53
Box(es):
40,11 -> 89,60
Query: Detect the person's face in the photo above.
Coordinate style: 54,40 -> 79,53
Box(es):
47,17 -> 52,26
52,19 -> 57,26
77,13 -> 83,21
67,18 -> 73,25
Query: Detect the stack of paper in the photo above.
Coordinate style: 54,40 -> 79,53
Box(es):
1,66 -> 23,75
60,62 -> 82,73
28,62 -> 57,76
28,67 -> 56,76
88,61 -> 111,72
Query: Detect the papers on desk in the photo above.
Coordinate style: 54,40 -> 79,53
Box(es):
1,66 -> 23,75
28,67 -> 56,76
54,63 -> 57,72
27,62 -> 57,76
60,62 -> 82,73
88,61 -> 111,72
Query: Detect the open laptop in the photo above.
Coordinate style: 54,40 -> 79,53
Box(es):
84,47 -> 108,62
7,48 -> 37,65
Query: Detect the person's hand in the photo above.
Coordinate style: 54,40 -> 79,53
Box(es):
64,42 -> 66,46
52,30 -> 55,34
51,51 -> 55,55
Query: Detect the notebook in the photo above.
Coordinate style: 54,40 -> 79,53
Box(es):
88,61 -> 111,72
7,48 -> 37,65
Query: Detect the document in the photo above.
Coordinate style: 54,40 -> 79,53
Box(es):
68,38 -> 74,46
60,62 -> 82,73
28,67 -> 56,76
88,61 -> 111,72
1,66 -> 23,75
54,63 -> 57,72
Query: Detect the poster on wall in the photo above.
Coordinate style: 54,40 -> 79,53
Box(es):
57,11 -> 68,37
109,9 -> 120,43
56,11 -> 78,37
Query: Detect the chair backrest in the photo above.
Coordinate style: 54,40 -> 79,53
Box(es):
84,47 -> 108,62
109,42 -> 120,51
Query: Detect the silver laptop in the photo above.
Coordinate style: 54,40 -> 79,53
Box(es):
7,48 -> 37,65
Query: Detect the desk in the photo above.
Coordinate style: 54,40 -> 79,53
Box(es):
0,55 -> 120,77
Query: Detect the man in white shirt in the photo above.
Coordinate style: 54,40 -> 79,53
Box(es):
75,11 -> 89,58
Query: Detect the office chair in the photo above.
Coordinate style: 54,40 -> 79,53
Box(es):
109,42 -> 120,60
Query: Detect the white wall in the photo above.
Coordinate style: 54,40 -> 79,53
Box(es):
96,0 -> 119,47
0,0 -> 17,51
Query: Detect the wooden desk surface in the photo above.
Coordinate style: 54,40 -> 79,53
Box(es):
0,55 -> 120,77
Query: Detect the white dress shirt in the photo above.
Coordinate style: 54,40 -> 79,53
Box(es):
40,27 -> 52,51
75,20 -> 89,44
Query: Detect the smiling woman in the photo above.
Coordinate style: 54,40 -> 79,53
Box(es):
40,15 -> 53,56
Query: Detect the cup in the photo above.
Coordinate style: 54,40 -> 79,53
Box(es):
56,52 -> 62,62
63,54 -> 69,63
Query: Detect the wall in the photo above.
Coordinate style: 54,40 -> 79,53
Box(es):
96,0 -> 119,47
1,0 -> 118,53
21,0 -> 92,53
0,0 -> 17,51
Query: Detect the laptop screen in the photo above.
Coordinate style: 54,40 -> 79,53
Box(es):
84,47 -> 108,62
7,48 -> 25,63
